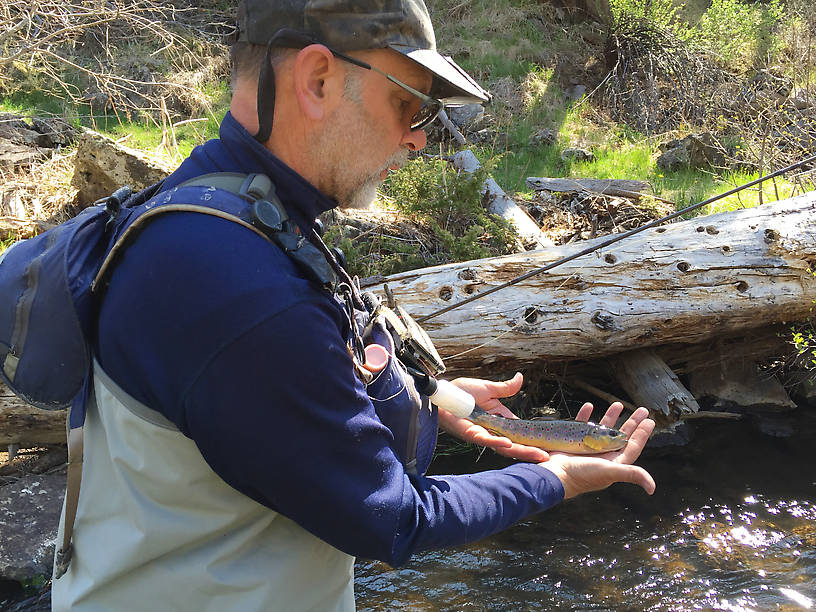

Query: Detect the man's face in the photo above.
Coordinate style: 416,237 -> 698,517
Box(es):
312,49 -> 431,209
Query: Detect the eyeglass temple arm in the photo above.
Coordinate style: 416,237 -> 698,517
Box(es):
329,48 -> 440,106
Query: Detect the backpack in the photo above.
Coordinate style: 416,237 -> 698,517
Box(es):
0,171 -> 339,576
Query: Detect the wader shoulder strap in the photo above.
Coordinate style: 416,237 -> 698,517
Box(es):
55,173 -> 279,580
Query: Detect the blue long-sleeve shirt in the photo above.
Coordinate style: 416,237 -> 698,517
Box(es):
95,112 -> 564,566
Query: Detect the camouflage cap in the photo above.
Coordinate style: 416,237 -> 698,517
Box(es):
237,0 -> 490,106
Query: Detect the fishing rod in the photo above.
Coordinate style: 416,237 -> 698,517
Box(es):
418,153 -> 816,323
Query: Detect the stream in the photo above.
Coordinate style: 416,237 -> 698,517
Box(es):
355,403 -> 816,611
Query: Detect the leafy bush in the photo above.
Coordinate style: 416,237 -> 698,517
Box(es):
386,156 -> 519,261
608,0 -> 685,35
696,0 -> 785,66
325,156 -> 520,278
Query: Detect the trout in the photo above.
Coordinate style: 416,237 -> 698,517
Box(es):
466,408 -> 628,454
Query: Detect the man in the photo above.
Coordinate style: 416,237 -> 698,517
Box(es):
52,1 -> 655,609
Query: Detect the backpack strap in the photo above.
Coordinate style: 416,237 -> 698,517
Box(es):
55,172 -> 334,579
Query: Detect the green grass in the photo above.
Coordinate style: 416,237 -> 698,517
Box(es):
0,82 -> 230,162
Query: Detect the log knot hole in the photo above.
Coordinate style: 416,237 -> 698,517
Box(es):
458,268 -> 478,281
591,311 -> 617,331
439,286 -> 453,301
604,253 -> 617,264
523,306 -> 539,323
764,228 -> 780,243
677,261 -> 690,272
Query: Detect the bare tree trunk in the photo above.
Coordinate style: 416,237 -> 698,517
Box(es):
371,191 -> 816,376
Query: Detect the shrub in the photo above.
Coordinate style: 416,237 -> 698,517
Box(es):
325,156 -> 520,278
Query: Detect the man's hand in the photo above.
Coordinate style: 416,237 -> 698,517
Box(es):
438,373 -> 550,463
539,402 -> 656,499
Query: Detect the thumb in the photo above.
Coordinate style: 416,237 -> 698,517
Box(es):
488,372 -> 524,398
616,464 -> 656,495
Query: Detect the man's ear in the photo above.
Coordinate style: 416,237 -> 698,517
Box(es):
292,44 -> 345,121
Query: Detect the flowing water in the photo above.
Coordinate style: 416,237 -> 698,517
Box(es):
355,404 -> 816,611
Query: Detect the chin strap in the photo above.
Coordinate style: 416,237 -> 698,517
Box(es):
255,40 -> 277,143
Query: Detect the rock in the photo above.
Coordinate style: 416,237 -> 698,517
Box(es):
0,140 -> 48,170
791,92 -> 812,111
529,128 -> 557,147
71,129 -> 174,207
447,104 -> 484,130
688,359 -> 796,412
29,118 -> 75,149
656,133 -> 726,172
0,115 -> 76,150
750,69 -> 793,98
773,117 -> 816,151
0,472 -> 65,582
655,144 -> 689,173
561,147 -> 595,163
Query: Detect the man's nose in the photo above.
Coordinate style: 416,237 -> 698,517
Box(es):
401,126 -> 427,152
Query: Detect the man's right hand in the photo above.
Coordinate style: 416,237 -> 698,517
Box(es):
538,402 -> 656,499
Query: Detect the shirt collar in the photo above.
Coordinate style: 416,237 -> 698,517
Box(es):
166,112 -> 338,231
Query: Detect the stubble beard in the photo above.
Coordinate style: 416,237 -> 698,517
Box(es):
315,93 -> 409,210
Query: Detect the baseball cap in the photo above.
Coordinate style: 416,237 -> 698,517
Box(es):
237,0 -> 491,107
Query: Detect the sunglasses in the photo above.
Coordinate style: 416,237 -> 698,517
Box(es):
267,29 -> 444,131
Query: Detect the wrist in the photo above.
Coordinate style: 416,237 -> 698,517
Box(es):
537,462 -> 573,500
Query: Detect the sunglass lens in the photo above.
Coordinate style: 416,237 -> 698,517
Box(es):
411,103 -> 442,130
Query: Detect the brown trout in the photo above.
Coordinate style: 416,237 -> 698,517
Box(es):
466,408 -> 628,454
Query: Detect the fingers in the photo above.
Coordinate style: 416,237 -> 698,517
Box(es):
617,417 -> 655,465
575,402 -> 594,422
598,402 -> 625,428
492,443 -> 549,463
487,404 -> 519,419
469,428 -> 513,449
617,407 -> 650,437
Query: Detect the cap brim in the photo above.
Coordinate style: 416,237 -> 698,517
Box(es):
390,45 -> 491,106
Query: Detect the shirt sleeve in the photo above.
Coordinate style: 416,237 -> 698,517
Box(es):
180,298 -> 564,566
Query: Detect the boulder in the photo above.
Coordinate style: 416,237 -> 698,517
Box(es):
657,133 -> 726,172
0,115 -> 76,150
0,141 -> 47,170
561,147 -> 595,163
447,104 -> 484,131
71,129 -> 174,207
0,472 -> 65,582
529,128 -> 558,147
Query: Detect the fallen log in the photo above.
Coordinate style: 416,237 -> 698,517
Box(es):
611,348 -> 700,426
0,384 -> 65,448
454,150 -> 554,249
372,191 -> 816,376
526,176 -> 653,200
